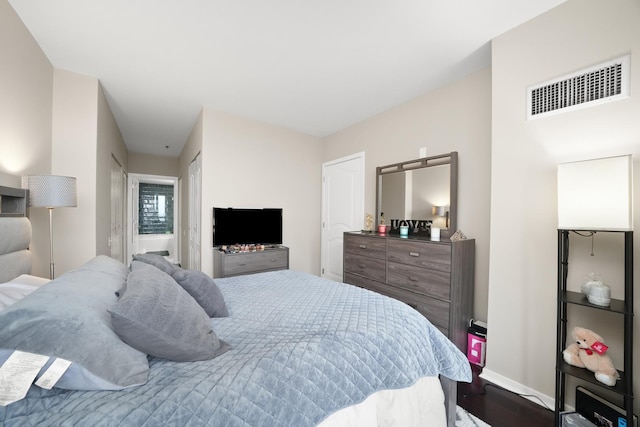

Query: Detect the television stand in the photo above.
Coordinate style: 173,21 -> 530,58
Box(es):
213,245 -> 289,278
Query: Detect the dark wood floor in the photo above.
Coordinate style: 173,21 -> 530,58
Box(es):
457,364 -> 555,427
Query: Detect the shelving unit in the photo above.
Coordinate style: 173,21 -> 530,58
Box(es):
0,186 -> 28,217
554,229 -> 634,426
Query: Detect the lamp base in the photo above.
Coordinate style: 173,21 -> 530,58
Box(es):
48,207 -> 55,280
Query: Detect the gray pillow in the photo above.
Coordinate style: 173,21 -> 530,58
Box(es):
132,253 -> 177,275
109,262 -> 229,362
172,267 -> 228,317
0,255 -> 149,390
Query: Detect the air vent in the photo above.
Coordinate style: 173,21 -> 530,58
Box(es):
527,55 -> 630,119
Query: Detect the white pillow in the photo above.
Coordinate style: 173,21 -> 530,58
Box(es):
0,274 -> 50,311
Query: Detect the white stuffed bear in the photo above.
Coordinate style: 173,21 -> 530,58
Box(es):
563,326 -> 619,386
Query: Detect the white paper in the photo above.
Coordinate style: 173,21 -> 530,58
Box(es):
35,358 -> 72,390
0,350 -> 49,406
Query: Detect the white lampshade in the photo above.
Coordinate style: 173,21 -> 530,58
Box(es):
432,206 -> 446,216
557,155 -> 633,231
26,175 -> 77,208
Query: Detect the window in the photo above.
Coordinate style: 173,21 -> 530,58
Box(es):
138,183 -> 174,234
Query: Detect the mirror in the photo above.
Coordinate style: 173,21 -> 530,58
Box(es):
376,152 -> 457,239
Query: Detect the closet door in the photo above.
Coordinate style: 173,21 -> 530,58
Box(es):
188,154 -> 202,270
128,177 -> 140,263
110,156 -> 126,263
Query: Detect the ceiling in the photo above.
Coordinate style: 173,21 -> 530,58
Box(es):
10,0 -> 566,157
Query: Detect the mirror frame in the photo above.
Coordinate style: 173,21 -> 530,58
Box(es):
376,151 -> 458,239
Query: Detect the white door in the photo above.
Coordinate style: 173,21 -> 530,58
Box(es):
177,176 -> 182,267
321,152 -> 365,282
110,156 -> 126,263
127,176 -> 140,262
188,154 -> 202,270
127,174 -> 179,263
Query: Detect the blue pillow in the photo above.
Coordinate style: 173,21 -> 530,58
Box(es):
0,256 -> 149,390
172,267 -> 228,317
132,253 -> 228,318
109,262 -> 229,362
132,253 -> 177,275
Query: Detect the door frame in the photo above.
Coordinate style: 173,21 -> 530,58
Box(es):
188,154 -> 202,270
110,155 -> 126,263
127,173 -> 179,264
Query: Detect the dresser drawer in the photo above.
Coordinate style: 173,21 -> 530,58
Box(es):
344,234 -> 386,260
358,277 -> 451,334
344,272 -> 385,290
387,240 -> 451,272
387,261 -> 450,300
224,250 -> 288,276
344,253 -> 386,282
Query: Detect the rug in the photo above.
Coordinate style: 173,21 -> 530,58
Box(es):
456,405 -> 491,427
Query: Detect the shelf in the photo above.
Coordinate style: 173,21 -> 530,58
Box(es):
558,361 -> 630,397
555,230 -> 633,427
0,185 -> 28,217
561,291 -> 629,314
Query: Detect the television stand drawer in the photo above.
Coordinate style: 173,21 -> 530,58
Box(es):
214,246 -> 289,278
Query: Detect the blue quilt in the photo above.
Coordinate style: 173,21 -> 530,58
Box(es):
0,270 -> 471,426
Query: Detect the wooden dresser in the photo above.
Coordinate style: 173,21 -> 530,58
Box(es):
343,231 -> 474,352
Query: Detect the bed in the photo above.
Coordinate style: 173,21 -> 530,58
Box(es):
0,187 -> 471,426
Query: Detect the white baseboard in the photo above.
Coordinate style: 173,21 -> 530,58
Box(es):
479,368 -> 562,412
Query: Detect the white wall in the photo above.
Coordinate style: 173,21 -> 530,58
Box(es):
178,111 -> 204,266
487,0 -> 640,411
50,71 -> 128,275
2,0 -> 130,277
199,108 -> 323,277
0,0 -> 53,277
0,0 -> 52,177
51,69 -> 99,275
129,152 -> 178,176
96,82 -> 128,258
323,68 -> 492,320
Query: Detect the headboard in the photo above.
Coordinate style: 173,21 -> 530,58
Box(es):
0,185 -> 32,283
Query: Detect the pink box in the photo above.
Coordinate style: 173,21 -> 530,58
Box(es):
467,333 -> 486,366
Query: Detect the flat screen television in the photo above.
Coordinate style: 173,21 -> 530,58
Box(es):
213,207 -> 283,247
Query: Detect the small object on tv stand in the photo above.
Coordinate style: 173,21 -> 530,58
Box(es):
220,244 -> 281,253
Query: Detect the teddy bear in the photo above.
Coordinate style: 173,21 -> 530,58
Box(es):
563,326 -> 619,386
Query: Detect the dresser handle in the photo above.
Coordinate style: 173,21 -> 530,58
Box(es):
409,252 -> 420,257
359,244 -> 367,249
409,276 -> 419,282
